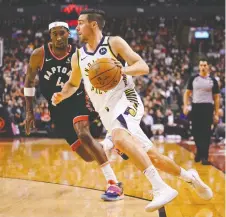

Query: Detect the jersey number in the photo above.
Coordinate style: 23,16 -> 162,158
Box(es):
56,77 -> 64,89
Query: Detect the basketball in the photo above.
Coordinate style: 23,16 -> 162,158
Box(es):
88,58 -> 121,91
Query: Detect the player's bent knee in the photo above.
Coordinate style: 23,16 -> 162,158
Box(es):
74,126 -> 94,148
112,128 -> 129,150
112,130 -> 123,144
78,131 -> 92,144
73,120 -> 90,134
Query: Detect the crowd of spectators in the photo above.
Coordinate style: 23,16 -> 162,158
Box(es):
0,15 -> 225,141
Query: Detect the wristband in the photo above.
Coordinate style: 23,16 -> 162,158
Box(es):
24,87 -> 35,96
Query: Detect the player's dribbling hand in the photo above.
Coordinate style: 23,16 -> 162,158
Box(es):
25,111 -> 35,135
111,58 -> 123,68
51,92 -> 63,106
111,58 -> 126,74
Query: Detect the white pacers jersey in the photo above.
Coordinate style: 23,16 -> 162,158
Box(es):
78,37 -> 139,123
77,36 -> 153,152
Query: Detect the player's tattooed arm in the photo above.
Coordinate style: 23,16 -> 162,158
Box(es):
52,51 -> 82,105
24,47 -> 43,135
109,36 -> 149,76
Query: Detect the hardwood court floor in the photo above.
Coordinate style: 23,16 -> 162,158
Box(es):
180,140 -> 225,172
0,138 -> 225,217
0,178 -> 157,217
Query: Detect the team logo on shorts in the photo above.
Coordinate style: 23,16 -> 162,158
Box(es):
99,47 -> 107,55
125,107 -> 137,117
128,108 -> 136,117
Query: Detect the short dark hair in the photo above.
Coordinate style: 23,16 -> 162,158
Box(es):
199,56 -> 208,63
80,8 -> 105,30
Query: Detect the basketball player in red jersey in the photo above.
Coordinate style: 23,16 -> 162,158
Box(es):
24,21 -> 123,201
52,10 -> 213,212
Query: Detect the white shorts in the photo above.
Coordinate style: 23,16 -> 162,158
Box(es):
99,88 -> 153,153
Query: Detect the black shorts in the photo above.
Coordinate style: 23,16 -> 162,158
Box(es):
49,91 -> 97,147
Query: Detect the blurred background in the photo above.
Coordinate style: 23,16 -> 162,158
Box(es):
0,0 -> 224,144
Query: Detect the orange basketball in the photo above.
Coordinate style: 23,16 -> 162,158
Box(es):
88,58 -> 121,91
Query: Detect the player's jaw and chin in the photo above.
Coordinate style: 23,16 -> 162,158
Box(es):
51,31 -> 69,50
77,30 -> 90,43
54,45 -> 66,50
78,34 -> 87,43
52,37 -> 68,50
77,24 -> 93,43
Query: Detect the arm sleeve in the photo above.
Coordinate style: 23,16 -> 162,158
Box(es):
187,76 -> 195,90
212,77 -> 220,94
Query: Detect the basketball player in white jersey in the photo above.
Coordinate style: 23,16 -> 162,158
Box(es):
52,9 -> 213,212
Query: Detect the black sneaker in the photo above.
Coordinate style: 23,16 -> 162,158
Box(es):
201,159 -> 211,165
194,154 -> 201,162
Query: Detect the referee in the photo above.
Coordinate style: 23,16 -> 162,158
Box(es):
183,58 -> 220,165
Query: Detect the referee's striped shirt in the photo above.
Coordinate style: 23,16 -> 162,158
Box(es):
187,74 -> 220,104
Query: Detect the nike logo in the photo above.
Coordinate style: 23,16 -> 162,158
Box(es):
66,57 -> 71,64
77,91 -> 83,96
46,58 -> 52,62
81,56 -> 87,61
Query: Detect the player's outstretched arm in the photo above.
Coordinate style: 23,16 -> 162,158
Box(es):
24,47 -> 43,135
51,51 -> 82,105
109,36 -> 149,76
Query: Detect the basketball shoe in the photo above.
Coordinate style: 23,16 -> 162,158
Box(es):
101,180 -> 124,201
145,186 -> 178,212
187,169 -> 213,200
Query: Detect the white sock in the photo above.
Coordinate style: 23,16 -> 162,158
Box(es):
101,162 -> 118,183
180,168 -> 194,182
143,165 -> 168,190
